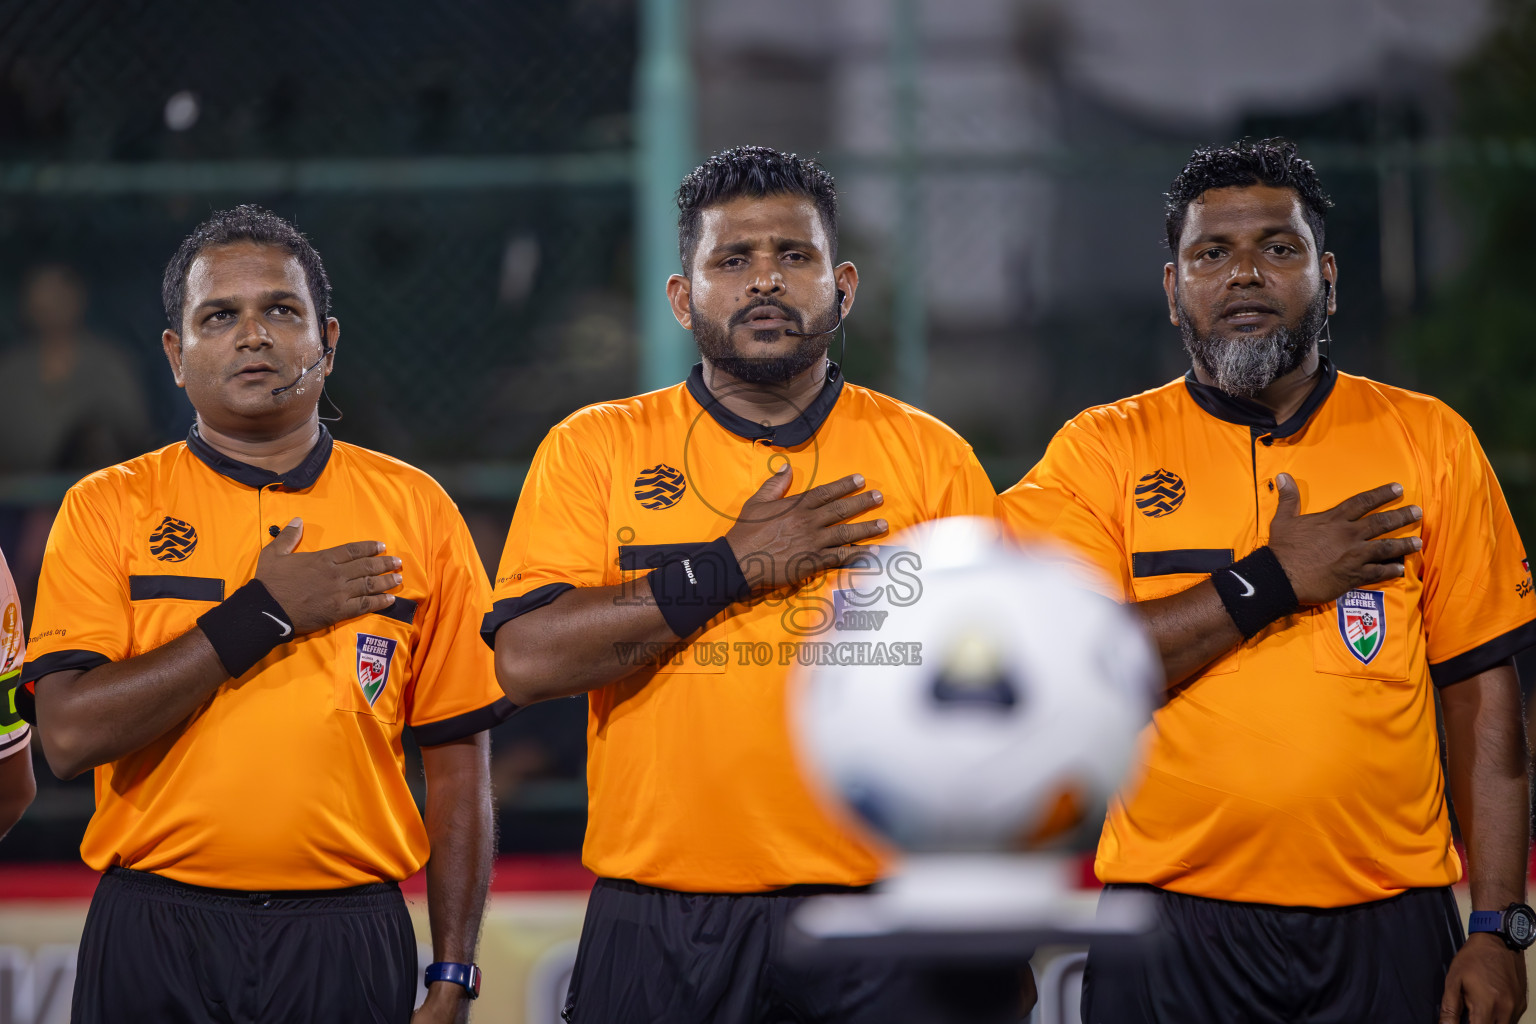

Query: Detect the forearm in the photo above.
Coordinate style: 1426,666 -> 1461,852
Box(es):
0,747 -> 35,839
1135,580 -> 1244,688
35,628 -> 228,778
494,586 -> 679,704
1444,663 -> 1530,910
421,734 -> 493,1004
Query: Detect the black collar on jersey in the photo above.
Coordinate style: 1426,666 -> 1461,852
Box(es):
186,423 -> 334,490
685,361 -> 845,448
1183,356 -> 1339,439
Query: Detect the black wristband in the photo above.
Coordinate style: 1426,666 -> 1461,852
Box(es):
196,579 -> 296,678
1210,546 -> 1300,640
646,536 -> 750,639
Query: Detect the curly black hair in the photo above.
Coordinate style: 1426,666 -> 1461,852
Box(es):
1165,138 -> 1333,256
677,146 -> 838,275
162,204 -> 332,331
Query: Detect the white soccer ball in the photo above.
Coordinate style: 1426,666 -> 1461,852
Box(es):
792,517 -> 1158,853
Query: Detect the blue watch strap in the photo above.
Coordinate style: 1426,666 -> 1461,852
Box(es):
424,961 -> 480,999
1469,910 -> 1503,934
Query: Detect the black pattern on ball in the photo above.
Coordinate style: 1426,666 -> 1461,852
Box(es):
149,516 -> 198,561
634,464 -> 687,510
1134,469 -> 1186,518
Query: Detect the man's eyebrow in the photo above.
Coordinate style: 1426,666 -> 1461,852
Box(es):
193,289 -> 306,312
1187,225 -> 1310,247
706,236 -> 823,257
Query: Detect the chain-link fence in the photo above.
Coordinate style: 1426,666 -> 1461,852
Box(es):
5,0 -> 1536,859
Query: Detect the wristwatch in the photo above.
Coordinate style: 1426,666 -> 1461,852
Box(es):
424,961 -> 481,999
1469,903 -> 1536,951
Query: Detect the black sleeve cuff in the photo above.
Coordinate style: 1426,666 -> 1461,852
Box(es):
479,583 -> 576,649
411,698 -> 518,746
1431,618 -> 1536,688
17,649 -> 113,724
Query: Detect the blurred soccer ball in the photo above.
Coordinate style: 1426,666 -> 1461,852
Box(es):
793,516 -> 1158,853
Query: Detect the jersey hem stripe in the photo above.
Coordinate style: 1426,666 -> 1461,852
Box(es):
411,697 -> 517,745
479,583 -> 575,648
1429,617 -> 1536,688
17,649 -> 113,723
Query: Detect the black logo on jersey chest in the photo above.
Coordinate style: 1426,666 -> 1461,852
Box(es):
149,516 -> 198,561
634,464 -> 687,510
1134,469 -> 1186,518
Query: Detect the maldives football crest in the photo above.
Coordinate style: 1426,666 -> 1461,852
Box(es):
355,633 -> 398,706
1338,589 -> 1385,665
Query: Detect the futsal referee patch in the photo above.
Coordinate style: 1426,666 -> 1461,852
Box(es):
1337,589 -> 1385,665
355,633 -> 398,706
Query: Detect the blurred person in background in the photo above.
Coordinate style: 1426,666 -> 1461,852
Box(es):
0,263 -> 153,620
0,263 -> 150,474
1004,139 -> 1534,1024
0,545 -> 36,842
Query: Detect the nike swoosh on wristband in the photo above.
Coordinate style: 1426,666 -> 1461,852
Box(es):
261,610 -> 293,637
1229,571 -> 1256,598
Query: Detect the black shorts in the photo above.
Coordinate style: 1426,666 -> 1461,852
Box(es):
563,877 -> 919,1024
71,866 -> 417,1024
1081,883 -> 1464,1024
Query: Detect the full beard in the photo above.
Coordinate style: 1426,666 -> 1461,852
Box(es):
1179,285 -> 1327,399
691,298 -> 838,386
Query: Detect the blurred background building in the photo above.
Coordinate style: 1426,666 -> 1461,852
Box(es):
0,0 -> 1530,871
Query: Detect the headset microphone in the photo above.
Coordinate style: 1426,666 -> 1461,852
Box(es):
1317,279 -> 1334,362
782,290 -> 846,340
782,290 -> 850,375
270,347 -> 330,397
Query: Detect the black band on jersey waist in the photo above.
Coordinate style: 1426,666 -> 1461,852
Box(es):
1102,881 -> 1448,916
598,876 -> 876,898
103,865 -> 401,905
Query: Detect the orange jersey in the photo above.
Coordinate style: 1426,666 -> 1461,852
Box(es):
20,427 -> 511,890
484,365 -> 1000,892
1002,361 -> 1536,907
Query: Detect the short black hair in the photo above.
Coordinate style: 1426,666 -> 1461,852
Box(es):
1165,138 -> 1333,256
676,146 -> 838,275
162,204 -> 332,332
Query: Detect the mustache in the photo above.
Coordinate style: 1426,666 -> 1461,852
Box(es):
727,298 -> 804,329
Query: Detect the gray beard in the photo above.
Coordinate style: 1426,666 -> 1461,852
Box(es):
1178,290 -> 1326,399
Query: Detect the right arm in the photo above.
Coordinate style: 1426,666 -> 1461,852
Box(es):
35,520 -> 400,779
494,468 -> 886,706
0,745 -> 35,840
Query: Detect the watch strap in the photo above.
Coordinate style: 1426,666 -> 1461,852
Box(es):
1469,910 -> 1503,934
424,961 -> 480,999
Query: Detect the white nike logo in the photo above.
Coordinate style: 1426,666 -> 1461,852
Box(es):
262,611 -> 292,637
1229,571 -> 1256,598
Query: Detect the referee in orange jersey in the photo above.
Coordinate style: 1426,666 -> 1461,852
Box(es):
1004,139 -> 1535,1024
484,146 -> 1005,1022
20,207 -> 509,1024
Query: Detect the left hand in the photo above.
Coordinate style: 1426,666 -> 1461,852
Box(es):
410,982 -> 470,1024
1440,932 -> 1526,1024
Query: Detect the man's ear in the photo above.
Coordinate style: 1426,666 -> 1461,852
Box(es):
1321,254 -> 1338,314
1162,263 -> 1179,327
666,274 -> 692,330
322,317 -> 340,375
162,329 -> 186,389
833,262 -> 859,319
